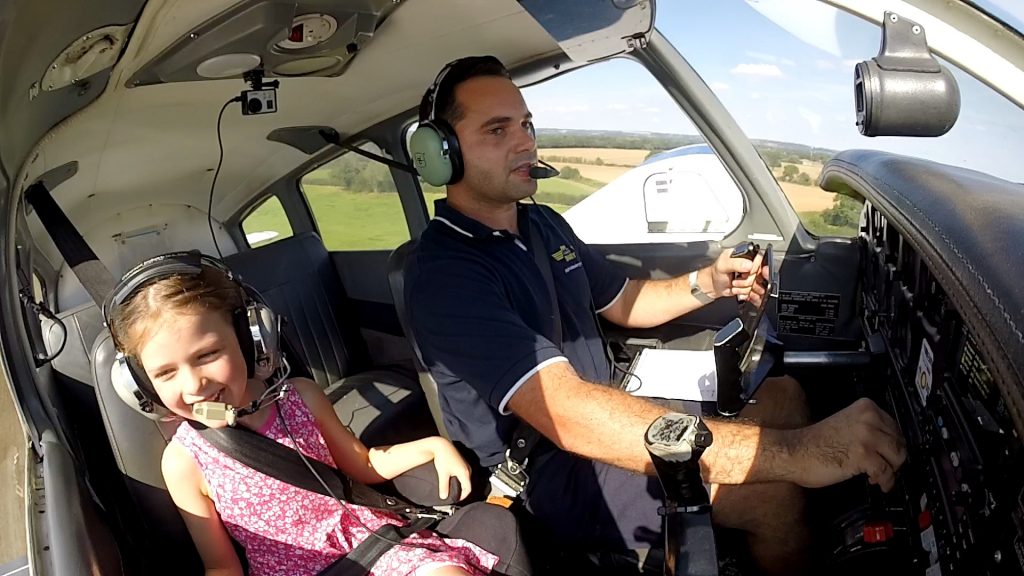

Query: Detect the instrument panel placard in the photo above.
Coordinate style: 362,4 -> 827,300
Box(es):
778,290 -> 840,337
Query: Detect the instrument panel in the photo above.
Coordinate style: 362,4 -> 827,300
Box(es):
860,200 -> 1024,575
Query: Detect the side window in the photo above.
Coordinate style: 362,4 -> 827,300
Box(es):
301,143 -> 411,250
242,195 -> 294,248
521,59 -> 744,245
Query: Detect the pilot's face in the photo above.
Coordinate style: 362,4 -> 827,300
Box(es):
450,75 -> 538,204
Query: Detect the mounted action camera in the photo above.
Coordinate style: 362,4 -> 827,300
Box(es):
242,89 -> 277,116
240,69 -> 280,116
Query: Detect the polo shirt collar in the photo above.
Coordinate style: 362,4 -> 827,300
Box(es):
432,198 -> 530,240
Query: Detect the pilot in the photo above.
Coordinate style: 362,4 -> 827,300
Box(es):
403,55 -> 907,575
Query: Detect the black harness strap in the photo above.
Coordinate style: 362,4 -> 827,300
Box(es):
192,421 -> 433,516
489,212 -> 562,499
317,516 -> 436,576
193,422 -> 453,576
24,182 -> 116,305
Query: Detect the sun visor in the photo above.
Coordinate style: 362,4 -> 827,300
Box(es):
519,0 -> 654,62
126,0 -> 400,87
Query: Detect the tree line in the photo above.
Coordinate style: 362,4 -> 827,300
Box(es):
302,136 -> 833,194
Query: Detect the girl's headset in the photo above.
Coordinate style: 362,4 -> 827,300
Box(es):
408,55 -> 510,187
101,251 -> 282,420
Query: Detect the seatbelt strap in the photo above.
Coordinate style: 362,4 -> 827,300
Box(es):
24,182 -> 116,306
316,516 -> 435,576
192,421 -> 435,517
488,210 -> 556,504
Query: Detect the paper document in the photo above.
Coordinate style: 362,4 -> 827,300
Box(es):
622,348 -> 718,401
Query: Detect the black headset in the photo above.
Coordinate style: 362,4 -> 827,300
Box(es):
408,55 -> 513,187
101,251 -> 282,420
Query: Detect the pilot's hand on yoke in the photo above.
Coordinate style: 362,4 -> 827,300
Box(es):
706,248 -> 768,306
789,398 -> 908,492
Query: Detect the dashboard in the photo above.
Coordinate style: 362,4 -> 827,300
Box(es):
857,198 -> 1024,575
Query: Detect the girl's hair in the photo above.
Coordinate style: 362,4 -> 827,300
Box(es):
108,266 -> 244,359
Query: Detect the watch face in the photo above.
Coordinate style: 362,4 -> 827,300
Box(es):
648,413 -> 696,446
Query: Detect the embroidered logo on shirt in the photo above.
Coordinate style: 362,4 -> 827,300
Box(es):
551,245 -> 578,263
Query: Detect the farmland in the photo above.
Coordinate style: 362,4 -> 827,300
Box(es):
246,140 -> 857,250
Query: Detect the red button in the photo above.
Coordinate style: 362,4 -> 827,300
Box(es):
919,510 -> 932,530
863,521 -> 894,543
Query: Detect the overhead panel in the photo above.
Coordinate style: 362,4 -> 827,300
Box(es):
126,0 -> 400,87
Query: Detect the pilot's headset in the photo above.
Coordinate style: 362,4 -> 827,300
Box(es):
408,55 -> 515,187
101,251 -> 282,419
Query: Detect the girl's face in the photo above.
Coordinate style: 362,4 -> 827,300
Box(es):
137,307 -> 250,427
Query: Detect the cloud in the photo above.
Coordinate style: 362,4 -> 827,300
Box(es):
798,107 -> 823,134
814,59 -> 837,70
710,81 -> 730,92
730,63 -> 784,78
606,103 -> 629,111
745,51 -> 795,67
641,107 -> 661,114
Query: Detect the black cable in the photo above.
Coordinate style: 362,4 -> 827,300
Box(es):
209,97 -> 242,258
20,289 -> 66,363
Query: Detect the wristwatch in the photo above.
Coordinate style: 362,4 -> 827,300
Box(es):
689,270 -> 714,305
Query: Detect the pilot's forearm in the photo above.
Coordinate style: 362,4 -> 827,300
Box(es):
509,361 -> 804,484
604,274 -> 710,329
509,361 -> 671,473
699,418 -> 799,485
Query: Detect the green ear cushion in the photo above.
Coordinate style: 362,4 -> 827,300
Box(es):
409,124 -> 453,187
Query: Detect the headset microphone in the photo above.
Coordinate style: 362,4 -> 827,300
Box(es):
192,401 -> 240,426
191,357 -> 292,426
529,159 -> 560,179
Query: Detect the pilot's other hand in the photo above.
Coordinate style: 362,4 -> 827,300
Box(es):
790,398 -> 907,492
707,248 -> 768,306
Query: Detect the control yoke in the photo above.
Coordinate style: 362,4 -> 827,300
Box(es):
645,413 -> 718,576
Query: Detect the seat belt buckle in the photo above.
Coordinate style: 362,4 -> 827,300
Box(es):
488,450 -> 529,499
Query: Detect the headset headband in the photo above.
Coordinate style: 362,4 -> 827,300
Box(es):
103,250 -> 245,349
421,55 -> 509,124
425,63 -> 457,123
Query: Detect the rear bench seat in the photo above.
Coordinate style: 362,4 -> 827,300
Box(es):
42,231 -> 433,574
223,232 -> 432,443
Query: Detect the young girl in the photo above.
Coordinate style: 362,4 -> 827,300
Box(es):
107,261 -> 501,576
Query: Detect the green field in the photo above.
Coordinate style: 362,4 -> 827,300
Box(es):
243,182 -> 855,251
243,180 -> 600,251
799,211 -> 858,237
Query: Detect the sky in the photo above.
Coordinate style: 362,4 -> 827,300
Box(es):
523,0 -> 1024,182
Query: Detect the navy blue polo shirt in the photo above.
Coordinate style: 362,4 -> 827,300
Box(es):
404,199 -> 628,468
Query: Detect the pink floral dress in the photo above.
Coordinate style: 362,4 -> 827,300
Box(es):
172,386 -> 498,576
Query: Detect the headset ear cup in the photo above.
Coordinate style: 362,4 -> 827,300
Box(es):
434,118 -> 463,184
112,354 -> 168,420
249,303 -> 281,380
234,308 -> 256,378
409,121 -> 454,186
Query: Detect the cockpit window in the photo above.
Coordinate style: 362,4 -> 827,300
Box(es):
659,0 -> 1024,236
520,59 -> 746,245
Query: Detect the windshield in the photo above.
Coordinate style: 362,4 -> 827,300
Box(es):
968,0 -> 1024,35
658,0 -> 1024,184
